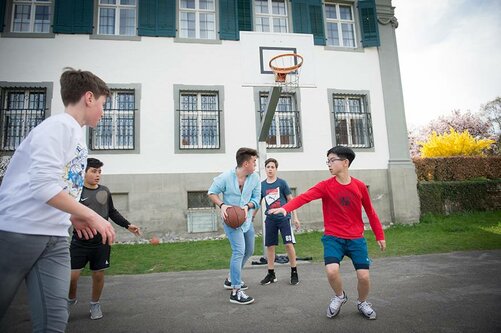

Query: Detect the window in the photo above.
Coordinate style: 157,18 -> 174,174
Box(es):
98,0 -> 137,36
0,87 -> 47,151
324,2 -> 356,47
187,191 -> 217,233
90,89 -> 136,150
178,91 -> 220,150
11,0 -> 52,33
332,94 -> 373,148
179,0 -> 216,39
259,92 -> 301,149
254,0 -> 288,33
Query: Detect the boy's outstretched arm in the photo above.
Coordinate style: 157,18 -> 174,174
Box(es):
48,191 -> 116,245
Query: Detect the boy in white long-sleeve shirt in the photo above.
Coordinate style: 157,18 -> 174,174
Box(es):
0,68 -> 116,332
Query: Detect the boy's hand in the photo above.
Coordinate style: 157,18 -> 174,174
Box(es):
269,207 -> 286,216
293,219 -> 301,232
71,216 -> 97,240
71,213 -> 116,245
377,240 -> 386,251
127,224 -> 141,236
220,204 -> 229,220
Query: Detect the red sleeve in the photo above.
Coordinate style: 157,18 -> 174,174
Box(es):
359,182 -> 385,241
282,181 -> 325,212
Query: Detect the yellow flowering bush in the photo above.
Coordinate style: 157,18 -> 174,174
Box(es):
419,128 -> 494,157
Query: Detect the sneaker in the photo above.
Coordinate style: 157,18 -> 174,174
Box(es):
260,272 -> 277,285
68,298 -> 78,306
89,302 -> 103,320
229,290 -> 254,305
358,301 -> 377,320
224,278 -> 248,291
326,291 -> 347,318
290,271 -> 299,285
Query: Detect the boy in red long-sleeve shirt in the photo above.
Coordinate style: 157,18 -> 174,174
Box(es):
269,146 -> 386,320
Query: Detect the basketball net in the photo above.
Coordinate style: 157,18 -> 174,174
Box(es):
269,53 -> 303,94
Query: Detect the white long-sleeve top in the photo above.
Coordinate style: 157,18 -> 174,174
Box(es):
0,113 -> 87,236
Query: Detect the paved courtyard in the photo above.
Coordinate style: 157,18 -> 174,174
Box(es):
2,250 -> 501,333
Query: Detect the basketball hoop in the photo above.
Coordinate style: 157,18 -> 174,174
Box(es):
268,53 -> 303,93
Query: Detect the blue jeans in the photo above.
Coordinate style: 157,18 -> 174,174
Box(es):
0,230 -> 70,333
223,223 -> 255,289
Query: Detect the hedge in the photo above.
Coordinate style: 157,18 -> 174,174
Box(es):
418,179 -> 501,215
413,156 -> 501,181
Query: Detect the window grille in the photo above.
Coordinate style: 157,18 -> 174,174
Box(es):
178,91 -> 221,150
255,0 -> 288,33
332,95 -> 373,148
98,0 -> 137,36
12,0 -> 52,33
324,2 -> 356,47
0,88 -> 47,151
259,93 -> 301,149
179,0 -> 216,39
90,89 -> 136,150
187,191 -> 217,233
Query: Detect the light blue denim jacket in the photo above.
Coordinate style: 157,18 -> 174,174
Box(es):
208,168 -> 261,232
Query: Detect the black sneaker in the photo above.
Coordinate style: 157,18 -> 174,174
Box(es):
290,271 -> 299,285
224,278 -> 248,291
230,290 -> 254,305
260,272 -> 277,285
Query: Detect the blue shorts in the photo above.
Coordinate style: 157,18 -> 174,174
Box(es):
264,217 -> 295,247
321,235 -> 371,270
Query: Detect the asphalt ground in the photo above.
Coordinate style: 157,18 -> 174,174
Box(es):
2,250 -> 501,333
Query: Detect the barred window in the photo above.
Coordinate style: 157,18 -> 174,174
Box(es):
90,89 -> 136,150
98,0 -> 137,36
11,0 -> 52,33
178,91 -> 220,150
259,92 -> 301,149
0,87 -> 47,151
255,0 -> 288,33
324,2 -> 356,48
179,0 -> 216,39
332,95 -> 373,148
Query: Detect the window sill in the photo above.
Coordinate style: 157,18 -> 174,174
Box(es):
324,45 -> 363,53
174,37 -> 221,45
1,32 -> 55,38
90,34 -> 141,41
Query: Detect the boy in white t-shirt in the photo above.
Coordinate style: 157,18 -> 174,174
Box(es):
0,68 -> 116,332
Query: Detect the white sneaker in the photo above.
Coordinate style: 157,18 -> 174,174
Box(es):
358,301 -> 377,320
229,289 -> 254,305
326,291 -> 347,318
90,302 -> 103,320
68,298 -> 77,306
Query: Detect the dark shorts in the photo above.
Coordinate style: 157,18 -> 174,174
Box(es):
264,217 -> 296,247
70,242 -> 111,271
321,235 -> 371,270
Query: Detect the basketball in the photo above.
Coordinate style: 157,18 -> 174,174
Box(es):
150,235 -> 160,245
224,206 -> 246,229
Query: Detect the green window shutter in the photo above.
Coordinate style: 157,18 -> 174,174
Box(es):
219,0 -> 238,40
309,0 -> 325,46
291,0 -> 310,34
138,0 -> 176,37
358,0 -> 380,47
291,0 -> 325,45
0,0 -> 5,33
53,0 -> 94,34
237,0 -> 252,32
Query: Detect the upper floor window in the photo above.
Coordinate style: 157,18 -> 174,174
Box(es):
259,92 -> 301,149
1,87 -> 47,151
11,0 -> 52,33
98,0 -> 137,36
179,0 -> 216,39
254,0 -> 288,33
90,89 -> 136,150
178,91 -> 220,149
324,2 -> 356,47
332,94 -> 373,148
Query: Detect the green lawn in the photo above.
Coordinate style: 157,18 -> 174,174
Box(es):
100,211 -> 501,275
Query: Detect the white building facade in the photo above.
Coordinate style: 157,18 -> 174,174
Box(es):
0,0 -> 420,241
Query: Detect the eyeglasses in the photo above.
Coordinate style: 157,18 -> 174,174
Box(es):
326,158 -> 346,165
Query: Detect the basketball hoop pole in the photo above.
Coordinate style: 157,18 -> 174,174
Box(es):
257,85 -> 282,260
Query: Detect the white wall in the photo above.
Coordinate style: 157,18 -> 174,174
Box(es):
0,31 -> 389,174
